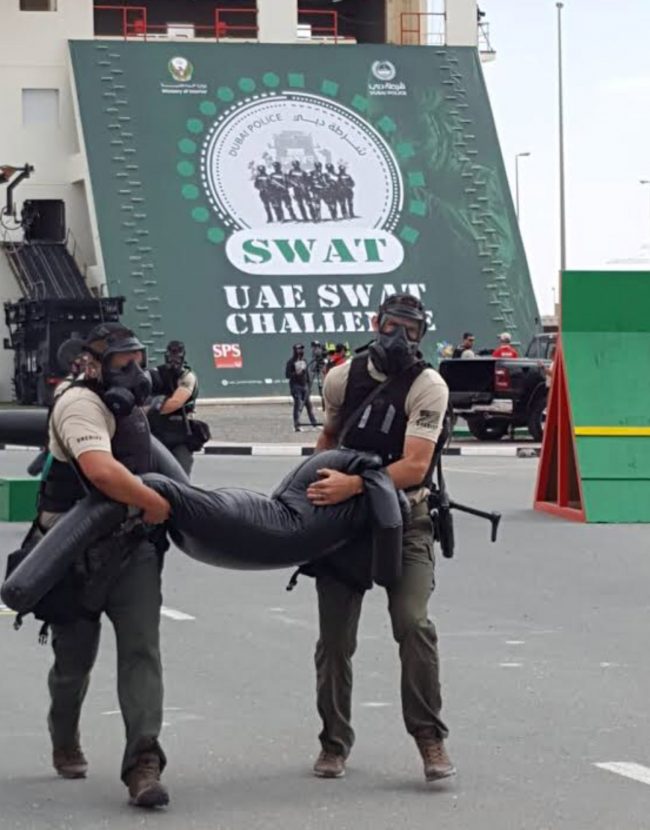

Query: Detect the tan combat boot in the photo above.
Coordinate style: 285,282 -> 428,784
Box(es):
126,752 -> 170,808
415,738 -> 456,782
313,749 -> 346,779
53,745 -> 88,779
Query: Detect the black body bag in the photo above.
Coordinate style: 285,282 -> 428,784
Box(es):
4,522 -> 85,627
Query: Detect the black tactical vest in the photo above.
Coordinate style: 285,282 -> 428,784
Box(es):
339,354 -> 425,467
39,385 -> 153,514
156,364 -> 198,413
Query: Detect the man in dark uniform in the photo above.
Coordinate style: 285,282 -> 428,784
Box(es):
269,161 -> 297,222
337,164 -> 356,219
287,159 -> 311,221
38,323 -> 171,807
308,161 -> 327,222
148,340 -> 200,476
253,164 -> 275,223
285,343 -> 319,432
323,163 -> 339,220
306,294 -> 455,783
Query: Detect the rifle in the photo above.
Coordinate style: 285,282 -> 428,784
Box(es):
427,456 -> 501,559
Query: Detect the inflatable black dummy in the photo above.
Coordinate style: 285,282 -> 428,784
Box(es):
1,438 -> 406,615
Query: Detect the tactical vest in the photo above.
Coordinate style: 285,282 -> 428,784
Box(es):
339,354 -> 425,467
156,364 -> 198,414
39,384 -> 153,514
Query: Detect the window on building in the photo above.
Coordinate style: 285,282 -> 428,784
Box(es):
22,89 -> 60,126
20,0 -> 57,10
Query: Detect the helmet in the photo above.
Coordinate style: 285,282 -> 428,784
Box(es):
82,323 -> 146,364
377,293 -> 427,342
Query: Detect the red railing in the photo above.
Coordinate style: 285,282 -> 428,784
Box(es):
214,7 -> 258,41
93,5 -> 341,43
93,5 -> 259,41
297,9 -> 339,43
94,5 -> 148,40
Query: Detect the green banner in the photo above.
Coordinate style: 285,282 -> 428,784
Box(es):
70,41 -> 538,396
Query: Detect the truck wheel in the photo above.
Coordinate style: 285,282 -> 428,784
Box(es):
466,416 -> 509,441
527,396 -> 546,442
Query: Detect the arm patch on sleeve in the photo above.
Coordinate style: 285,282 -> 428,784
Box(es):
415,409 -> 441,430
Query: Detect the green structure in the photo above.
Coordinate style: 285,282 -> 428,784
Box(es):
536,271 -> 650,523
70,41 -> 538,397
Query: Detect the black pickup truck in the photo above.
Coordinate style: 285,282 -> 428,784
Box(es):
439,334 -> 557,441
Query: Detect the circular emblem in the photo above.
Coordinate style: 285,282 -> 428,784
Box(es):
169,56 -> 193,83
371,60 -> 396,82
201,92 -> 403,232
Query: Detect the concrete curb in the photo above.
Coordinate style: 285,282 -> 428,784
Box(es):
202,443 -> 541,459
0,443 -> 541,459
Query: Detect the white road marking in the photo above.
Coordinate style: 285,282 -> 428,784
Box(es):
361,701 -> 391,708
161,606 -> 195,621
595,762 -> 650,786
269,607 -> 286,613
599,662 -> 619,668
506,640 -> 526,645
499,662 -> 523,668
268,613 -> 312,629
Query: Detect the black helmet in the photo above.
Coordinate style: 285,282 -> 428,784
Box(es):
378,293 -> 427,342
82,323 -> 146,364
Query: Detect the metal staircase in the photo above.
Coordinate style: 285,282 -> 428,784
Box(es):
3,239 -> 90,300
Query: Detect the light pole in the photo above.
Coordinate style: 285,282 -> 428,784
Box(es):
557,2 -> 567,271
515,152 -> 531,220
641,180 -> 650,239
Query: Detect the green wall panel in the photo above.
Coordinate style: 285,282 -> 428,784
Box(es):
70,41 -> 538,397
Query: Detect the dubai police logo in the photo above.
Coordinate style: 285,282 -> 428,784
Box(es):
371,61 -> 396,82
176,73 -> 428,276
168,56 -> 194,83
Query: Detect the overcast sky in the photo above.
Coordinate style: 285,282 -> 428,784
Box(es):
480,0 -> 650,313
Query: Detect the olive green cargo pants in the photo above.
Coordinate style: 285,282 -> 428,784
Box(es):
47,540 -> 165,782
315,501 -> 448,757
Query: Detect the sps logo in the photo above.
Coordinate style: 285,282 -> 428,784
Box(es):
213,343 -> 243,369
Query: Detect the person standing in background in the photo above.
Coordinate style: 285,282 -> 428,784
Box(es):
492,333 -> 519,359
285,344 -> 318,433
452,332 -> 476,359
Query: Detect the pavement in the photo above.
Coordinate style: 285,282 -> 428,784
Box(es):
1,451 -> 649,829
196,402 -> 540,456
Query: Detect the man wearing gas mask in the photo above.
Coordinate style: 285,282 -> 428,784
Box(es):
147,340 -> 203,475
305,294 -> 454,783
37,323 -> 172,808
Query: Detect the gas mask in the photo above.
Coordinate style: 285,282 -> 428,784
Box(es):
101,360 -> 152,418
369,325 -> 420,376
165,342 -> 186,377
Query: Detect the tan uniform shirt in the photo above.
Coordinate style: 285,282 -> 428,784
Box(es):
49,382 -> 115,462
177,369 -> 198,396
322,358 -> 450,504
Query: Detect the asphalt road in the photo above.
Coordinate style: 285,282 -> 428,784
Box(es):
0,452 -> 649,829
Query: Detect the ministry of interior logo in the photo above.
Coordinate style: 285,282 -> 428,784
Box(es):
371,60 -> 396,82
168,56 -> 194,83
199,91 -> 405,276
